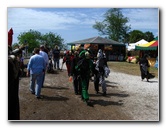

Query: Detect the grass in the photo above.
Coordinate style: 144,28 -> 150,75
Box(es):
107,61 -> 158,78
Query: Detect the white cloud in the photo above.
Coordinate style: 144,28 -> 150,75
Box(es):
123,8 -> 158,30
8,8 -> 103,32
7,8 -> 158,43
8,8 -> 104,43
8,8 -> 82,32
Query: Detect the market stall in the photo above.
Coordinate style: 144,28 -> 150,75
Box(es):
127,39 -> 148,51
68,36 -> 126,61
135,37 -> 158,67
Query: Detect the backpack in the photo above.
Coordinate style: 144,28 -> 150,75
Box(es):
75,58 -> 90,74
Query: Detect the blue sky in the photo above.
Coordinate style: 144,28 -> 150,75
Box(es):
8,8 -> 159,44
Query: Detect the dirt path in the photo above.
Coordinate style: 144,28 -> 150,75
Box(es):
19,60 -> 159,121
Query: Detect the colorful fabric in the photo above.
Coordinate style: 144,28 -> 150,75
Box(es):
135,37 -> 158,50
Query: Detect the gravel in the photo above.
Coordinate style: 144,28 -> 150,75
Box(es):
18,59 -> 159,121
61,59 -> 159,120
105,69 -> 159,121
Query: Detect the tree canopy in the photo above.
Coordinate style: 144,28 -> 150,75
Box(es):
93,8 -> 131,42
93,8 -> 156,43
17,29 -> 65,52
128,30 -> 155,43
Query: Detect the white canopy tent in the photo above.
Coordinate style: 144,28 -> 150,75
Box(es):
127,39 -> 148,51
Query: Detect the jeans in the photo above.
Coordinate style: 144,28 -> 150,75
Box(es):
94,72 -> 106,93
41,72 -> 45,87
100,75 -> 106,93
73,75 -> 81,94
94,73 -> 99,92
29,72 -> 43,97
53,58 -> 59,69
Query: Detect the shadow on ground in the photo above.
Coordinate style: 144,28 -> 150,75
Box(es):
40,95 -> 69,101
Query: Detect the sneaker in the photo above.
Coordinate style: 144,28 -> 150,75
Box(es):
36,96 -> 42,99
31,92 -> 35,95
85,100 -> 93,107
30,91 -> 35,95
102,92 -> 106,96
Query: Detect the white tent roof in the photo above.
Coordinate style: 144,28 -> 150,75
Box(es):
135,39 -> 148,45
127,39 -> 148,51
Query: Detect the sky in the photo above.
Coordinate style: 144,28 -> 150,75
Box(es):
8,8 -> 159,44
1,0 -> 165,127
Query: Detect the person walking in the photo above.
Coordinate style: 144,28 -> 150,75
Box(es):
70,50 -> 82,95
27,48 -> 46,99
52,45 -> 60,70
94,49 -> 108,96
39,45 -> 49,87
139,54 -> 150,82
75,50 -> 93,105
63,50 -> 74,76
93,57 -> 100,94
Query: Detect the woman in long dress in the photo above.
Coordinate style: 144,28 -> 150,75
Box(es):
139,54 -> 150,82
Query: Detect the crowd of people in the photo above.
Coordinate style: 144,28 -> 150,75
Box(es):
62,45 -> 111,105
9,42 -> 152,120
27,44 -> 111,106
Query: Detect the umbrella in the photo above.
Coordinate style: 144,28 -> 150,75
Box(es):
8,28 -> 13,46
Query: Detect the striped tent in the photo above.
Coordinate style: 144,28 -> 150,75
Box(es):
135,37 -> 158,50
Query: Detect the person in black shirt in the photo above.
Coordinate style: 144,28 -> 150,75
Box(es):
52,45 -> 60,70
70,50 -> 82,95
139,54 -> 150,82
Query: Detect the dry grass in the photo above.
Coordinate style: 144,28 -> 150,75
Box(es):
107,61 -> 158,78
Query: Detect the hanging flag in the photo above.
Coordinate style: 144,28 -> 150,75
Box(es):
8,28 -> 13,46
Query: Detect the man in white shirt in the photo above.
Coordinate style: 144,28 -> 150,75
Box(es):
39,45 -> 49,87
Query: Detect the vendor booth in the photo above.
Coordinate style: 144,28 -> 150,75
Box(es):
127,39 -> 148,51
67,36 -> 126,61
135,37 -> 158,67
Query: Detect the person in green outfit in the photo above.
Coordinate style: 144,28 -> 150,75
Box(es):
75,49 -> 94,106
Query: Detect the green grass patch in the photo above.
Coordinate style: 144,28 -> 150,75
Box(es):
107,61 -> 158,78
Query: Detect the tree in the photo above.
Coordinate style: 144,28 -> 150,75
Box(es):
128,30 -> 155,43
144,31 -> 154,42
17,29 -> 42,52
129,30 -> 145,43
17,30 -> 65,52
41,32 -> 65,50
93,8 -> 131,42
